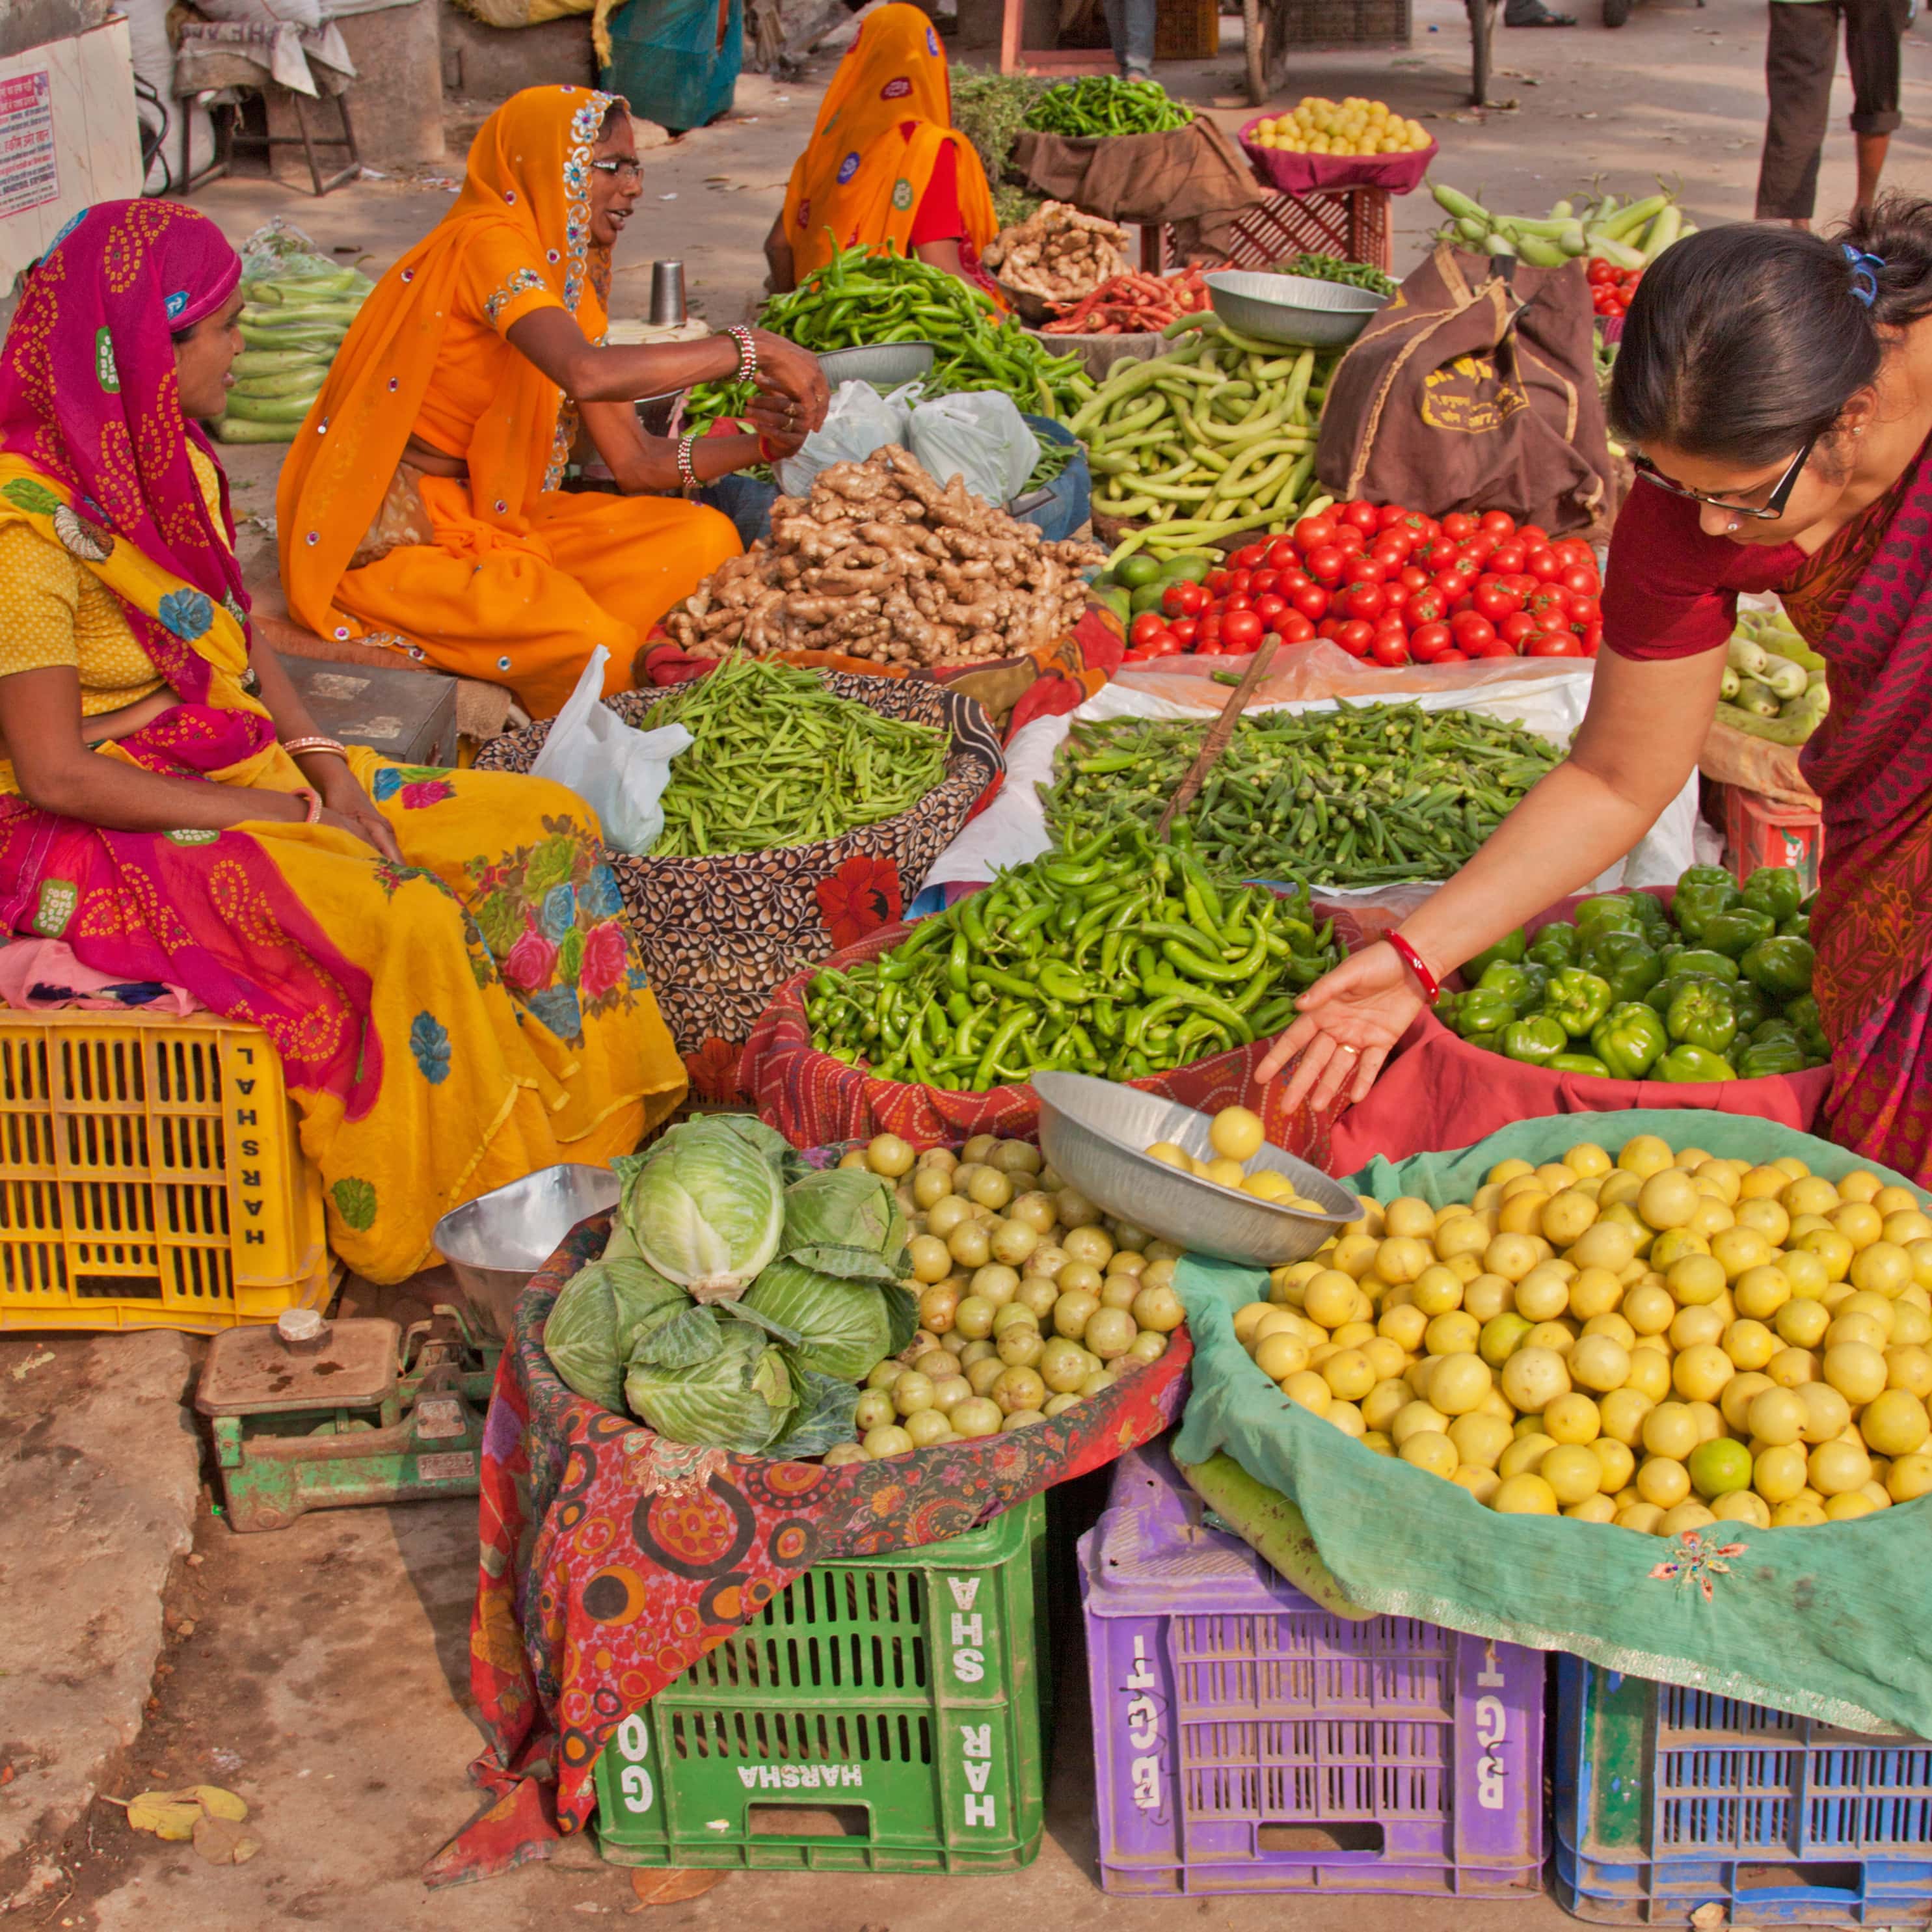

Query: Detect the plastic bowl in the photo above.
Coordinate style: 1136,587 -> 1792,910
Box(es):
817,341 -> 938,389
1204,270 -> 1387,349
1031,1071 -> 1356,1267
432,1162 -> 621,1341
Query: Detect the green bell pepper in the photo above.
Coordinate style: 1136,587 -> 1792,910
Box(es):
1475,960 -> 1536,1007
1737,1036 -> 1806,1079
1678,865 -> 1739,893
1549,1052 -> 1613,1077
1671,948 -> 1741,982
1453,989 -> 1519,1040
1728,979 -> 1769,1036
1464,1028 -> 1506,1053
1516,961 -> 1551,1008
1575,894 -> 1644,935
1740,865 -> 1804,924
1502,1015 -> 1570,1066
1700,907 -> 1778,959
1740,934 -> 1816,1000
1667,980 -> 1739,1054
1584,929 -> 1665,1002
1752,1017 -> 1801,1047
1462,929 -> 1527,981
1646,969 -> 1715,1016
1590,1000 -> 1669,1079
1527,923 -> 1580,969
1544,967 -> 1615,1038
1654,1043 -> 1738,1083
1780,913 -> 1811,941
1627,892 -> 1674,943
1672,880 -> 1741,942
1783,992 -> 1829,1058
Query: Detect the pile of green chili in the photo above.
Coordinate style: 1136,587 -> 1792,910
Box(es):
760,243 -> 1091,420
642,658 -> 949,857
804,824 -> 1342,1088
1021,76 -> 1194,137
1042,704 -> 1563,888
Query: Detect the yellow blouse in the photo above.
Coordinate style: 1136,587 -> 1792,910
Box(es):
0,444 -> 229,715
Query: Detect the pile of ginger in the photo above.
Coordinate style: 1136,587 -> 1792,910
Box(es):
983,202 -> 1128,305
661,446 -> 1102,667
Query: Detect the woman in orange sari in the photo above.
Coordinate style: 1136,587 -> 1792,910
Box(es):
280,86 -> 829,718
762,4 -> 1000,295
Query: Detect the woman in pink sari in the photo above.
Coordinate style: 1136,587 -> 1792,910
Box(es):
1263,196 -> 1932,1183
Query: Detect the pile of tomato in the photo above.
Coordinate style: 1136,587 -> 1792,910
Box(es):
1588,258 -> 1643,319
1122,502 -> 1603,667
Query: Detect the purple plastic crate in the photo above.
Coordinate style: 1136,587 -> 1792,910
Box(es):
1079,1442 -> 1546,1898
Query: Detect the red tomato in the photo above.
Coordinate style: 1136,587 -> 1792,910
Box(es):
1479,509 -> 1518,538
1226,569 -> 1254,595
1399,565 -> 1430,593
1442,511 -> 1476,541
1162,581 -> 1208,618
1420,538 -> 1460,571
1332,524 -> 1367,556
1278,567 -> 1312,593
1231,543 -> 1267,570
1347,554 -> 1389,586
1518,524 -> 1551,548
1560,564 -> 1600,598
1409,621 -> 1454,662
1374,504 -> 1408,530
1526,548 -> 1563,583
1291,584 -> 1330,621
1434,647 -> 1468,664
1168,617 -> 1200,647
1346,582 -> 1386,621
1317,617 -> 1343,641
1281,611 -> 1316,643
1405,586 -> 1446,628
1529,587 -> 1572,625
1193,634 -> 1226,656
1472,636 -> 1519,660
1568,593 -> 1602,628
1254,593 -> 1289,627
1451,611 -> 1498,652
1222,593 -> 1254,613
1552,539 -> 1594,571
1499,611 -> 1538,647
1221,610 -> 1264,649
1306,546 -> 1345,583
1462,533 -> 1499,563
1206,569 -> 1231,595
1152,630 -> 1186,656
1375,530 -> 1415,561
1250,569 -> 1281,596
1342,501 -> 1382,533
1293,514 -> 1337,549
1527,630 -> 1585,658
1434,569 -> 1473,603
1265,538 -> 1299,572
1336,619 -> 1376,657
1587,258 -> 1615,285
1489,542 -> 1527,576
1130,612 -> 1167,647
1473,580 -> 1521,623
1123,647 -> 1157,663
1381,581 -> 1410,619
1581,623 -> 1603,656
1369,631 -> 1410,667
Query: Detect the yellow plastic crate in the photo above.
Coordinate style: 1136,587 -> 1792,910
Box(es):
0,1010 -> 331,1334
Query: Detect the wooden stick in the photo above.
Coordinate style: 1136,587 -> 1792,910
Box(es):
1155,636 -> 1279,842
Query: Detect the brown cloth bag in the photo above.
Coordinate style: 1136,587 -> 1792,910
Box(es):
1012,120 -> 1267,259
1315,243 -> 1615,537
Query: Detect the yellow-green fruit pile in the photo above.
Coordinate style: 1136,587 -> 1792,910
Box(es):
1145,1105 -> 1330,1210
1249,96 -> 1430,157
821,1133 -> 1183,1465
1236,1133 -> 1932,1533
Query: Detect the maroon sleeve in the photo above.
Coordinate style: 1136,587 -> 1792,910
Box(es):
907,138 -> 963,245
1601,474 -> 1798,661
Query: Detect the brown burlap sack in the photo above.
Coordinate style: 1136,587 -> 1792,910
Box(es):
1315,243 -> 1615,537
1012,120 -> 1267,260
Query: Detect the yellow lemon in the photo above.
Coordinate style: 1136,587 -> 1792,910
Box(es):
1637,1456 -> 1692,1507
1209,1105 -> 1265,1162
1860,1387 -> 1931,1456
1491,1473 -> 1560,1514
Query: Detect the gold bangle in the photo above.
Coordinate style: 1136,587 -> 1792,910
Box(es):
284,734 -> 348,760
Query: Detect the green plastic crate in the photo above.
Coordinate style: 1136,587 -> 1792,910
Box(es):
593,1496 -> 1049,1873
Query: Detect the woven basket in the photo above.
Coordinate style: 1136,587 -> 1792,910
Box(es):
476,675 -> 1003,1076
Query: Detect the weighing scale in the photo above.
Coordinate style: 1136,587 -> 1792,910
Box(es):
196,1306 -> 500,1533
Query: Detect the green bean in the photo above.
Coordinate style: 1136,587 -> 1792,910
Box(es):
1020,75 -> 1193,136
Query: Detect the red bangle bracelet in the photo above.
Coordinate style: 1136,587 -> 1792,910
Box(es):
1387,931 -> 1442,1006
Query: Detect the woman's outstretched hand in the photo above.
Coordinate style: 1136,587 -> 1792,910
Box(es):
1255,940 -> 1425,1114
748,329 -> 830,434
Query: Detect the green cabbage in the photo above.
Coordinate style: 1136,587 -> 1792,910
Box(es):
621,1116 -> 786,1304
742,1257 -> 898,1384
779,1169 -> 910,1283
542,1257 -> 690,1412
623,1313 -> 795,1453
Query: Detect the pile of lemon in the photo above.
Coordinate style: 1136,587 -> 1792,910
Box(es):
1248,96 -> 1430,157
1234,1133 -> 1932,1534
1145,1105 -> 1331,1211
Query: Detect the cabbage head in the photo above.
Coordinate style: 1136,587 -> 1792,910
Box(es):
621,1116 -> 785,1304
623,1314 -> 794,1453
543,1257 -> 690,1412
779,1169 -> 909,1284
742,1257 -> 897,1384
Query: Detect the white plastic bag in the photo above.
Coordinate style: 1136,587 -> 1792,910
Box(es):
907,392 -> 1038,507
528,648 -> 690,856
773,379 -> 917,497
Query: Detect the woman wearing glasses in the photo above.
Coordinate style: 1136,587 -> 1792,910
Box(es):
1263,200 -> 1932,1183
279,87 -> 830,717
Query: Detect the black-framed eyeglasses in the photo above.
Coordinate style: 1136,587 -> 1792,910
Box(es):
589,158 -> 643,183
1633,435 -> 1816,522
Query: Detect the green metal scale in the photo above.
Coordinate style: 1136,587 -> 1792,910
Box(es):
196,1308 -> 499,1533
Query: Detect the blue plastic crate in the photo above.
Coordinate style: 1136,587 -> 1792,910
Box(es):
1554,1652 -> 1932,1926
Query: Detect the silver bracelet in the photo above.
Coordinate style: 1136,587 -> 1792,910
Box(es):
726,324 -> 757,384
676,433 -> 699,492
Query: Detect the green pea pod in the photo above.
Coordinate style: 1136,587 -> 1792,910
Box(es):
1548,1052 -> 1613,1077
1740,933 -> 1816,1000
1501,1015 -> 1569,1066
1590,1000 -> 1668,1079
1654,1043 -> 1737,1083
1700,907 -> 1778,959
1740,865 -> 1804,924
1666,980 -> 1739,1054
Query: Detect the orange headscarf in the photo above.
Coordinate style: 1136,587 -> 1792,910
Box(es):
777,3 -> 998,283
277,84 -> 619,643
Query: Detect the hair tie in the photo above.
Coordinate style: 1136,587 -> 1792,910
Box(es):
1844,243 -> 1885,308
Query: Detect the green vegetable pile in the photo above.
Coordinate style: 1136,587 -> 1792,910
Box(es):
760,243 -> 1090,418
805,823 -> 1343,1088
1021,433 -> 1077,493
1445,865 -> 1822,1082
1719,608 -> 1830,746
1263,253 -> 1398,297
217,263 -> 370,446
642,657 -> 948,857
951,70 -> 1047,230
543,1114 -> 918,1455
1021,75 -> 1194,137
1073,316 -> 1337,552
1429,181 -> 1695,269
1043,704 -> 1563,889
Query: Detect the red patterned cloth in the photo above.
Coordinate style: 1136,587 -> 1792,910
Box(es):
431,1207 -> 1191,1888
738,916 -> 1354,1161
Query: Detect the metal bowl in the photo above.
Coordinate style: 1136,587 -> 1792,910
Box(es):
432,1162 -> 622,1342
1032,1071 -> 1356,1268
816,341 -> 937,389
1205,271 -> 1387,349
